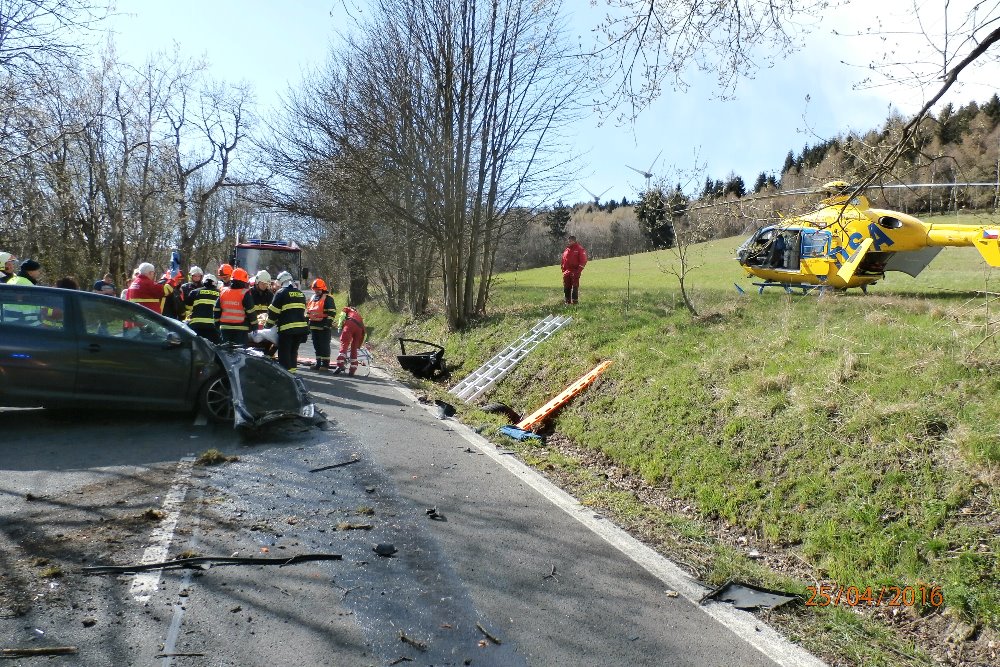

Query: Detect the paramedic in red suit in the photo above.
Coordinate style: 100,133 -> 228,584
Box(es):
334,306 -> 366,375
561,235 -> 587,304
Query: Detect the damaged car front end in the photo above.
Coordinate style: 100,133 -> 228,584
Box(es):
209,346 -> 316,428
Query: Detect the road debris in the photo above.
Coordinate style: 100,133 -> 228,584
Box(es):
373,543 -> 398,557
388,657 -> 414,665
425,508 -> 445,521
475,622 -> 502,645
542,565 -> 560,582
700,581 -> 799,611
81,553 -> 343,575
0,647 -> 78,657
398,630 -> 427,651
155,653 -> 205,658
308,458 -> 360,473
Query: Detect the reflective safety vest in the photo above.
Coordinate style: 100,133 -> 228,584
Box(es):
186,286 -> 220,326
306,293 -> 336,329
216,286 -> 250,330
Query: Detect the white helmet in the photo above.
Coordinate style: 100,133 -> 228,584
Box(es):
255,270 -> 272,284
189,266 -> 204,277
202,273 -> 217,285
276,270 -> 294,286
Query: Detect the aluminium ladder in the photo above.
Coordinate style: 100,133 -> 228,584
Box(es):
449,314 -> 572,402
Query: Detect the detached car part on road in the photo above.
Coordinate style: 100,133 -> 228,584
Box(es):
0,284 -> 315,427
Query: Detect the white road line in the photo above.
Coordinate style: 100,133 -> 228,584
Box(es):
130,457 -> 195,603
396,386 -> 826,667
160,486 -> 202,667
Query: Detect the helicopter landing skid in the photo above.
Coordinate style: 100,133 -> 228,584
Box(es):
752,281 -> 828,296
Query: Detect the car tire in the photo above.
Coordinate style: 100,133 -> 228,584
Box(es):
199,374 -> 234,423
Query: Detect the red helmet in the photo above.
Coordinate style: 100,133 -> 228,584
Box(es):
311,278 -> 327,291
231,267 -> 249,283
218,263 -> 233,278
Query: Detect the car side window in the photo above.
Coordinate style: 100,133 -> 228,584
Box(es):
79,298 -> 173,342
0,290 -> 66,330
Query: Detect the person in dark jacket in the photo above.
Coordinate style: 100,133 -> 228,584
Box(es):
306,278 -> 336,370
179,266 -> 204,318
265,271 -> 308,372
7,259 -> 41,285
186,274 -> 221,343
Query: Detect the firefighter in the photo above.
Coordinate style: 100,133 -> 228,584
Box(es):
334,305 -> 366,376
215,267 -> 253,346
248,270 -> 274,332
126,262 -> 172,313
266,270 -> 308,372
306,278 -> 336,370
179,266 -> 204,318
0,252 -> 17,281
160,270 -> 186,320
561,235 -> 587,304
185,274 -> 221,343
217,263 -> 233,288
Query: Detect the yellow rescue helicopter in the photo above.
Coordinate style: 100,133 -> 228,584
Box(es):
734,181 -> 1000,293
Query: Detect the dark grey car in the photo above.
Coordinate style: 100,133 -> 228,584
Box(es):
0,284 -> 315,427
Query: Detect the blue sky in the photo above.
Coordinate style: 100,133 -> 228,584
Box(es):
102,0 -> 996,206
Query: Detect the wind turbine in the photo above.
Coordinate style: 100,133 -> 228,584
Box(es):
580,184 -> 612,207
626,149 -> 663,189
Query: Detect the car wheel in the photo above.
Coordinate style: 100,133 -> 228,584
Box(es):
199,374 -> 234,423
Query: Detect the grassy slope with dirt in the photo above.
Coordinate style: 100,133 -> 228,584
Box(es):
361,214 -> 1000,666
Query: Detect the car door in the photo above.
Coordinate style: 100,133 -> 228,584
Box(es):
75,296 -> 193,408
0,286 -> 78,405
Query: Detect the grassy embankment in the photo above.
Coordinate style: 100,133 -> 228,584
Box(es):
361,213 -> 999,665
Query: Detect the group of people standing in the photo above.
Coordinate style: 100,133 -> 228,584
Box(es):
0,251 -> 366,377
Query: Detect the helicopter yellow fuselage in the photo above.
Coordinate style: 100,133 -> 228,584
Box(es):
738,194 -> 1000,289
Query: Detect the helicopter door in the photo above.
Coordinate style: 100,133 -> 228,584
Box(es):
836,238 -> 874,285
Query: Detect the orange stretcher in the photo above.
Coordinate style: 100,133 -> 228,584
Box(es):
510,360 -> 613,434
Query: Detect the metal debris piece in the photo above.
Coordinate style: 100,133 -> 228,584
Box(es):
309,458 -> 360,473
81,553 -> 343,575
700,581 -> 799,610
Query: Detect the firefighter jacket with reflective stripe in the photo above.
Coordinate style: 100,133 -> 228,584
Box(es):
248,286 -> 274,329
6,274 -> 34,285
266,285 -> 308,333
215,284 -> 253,330
186,286 -> 220,326
307,293 -> 336,330
126,274 -> 172,314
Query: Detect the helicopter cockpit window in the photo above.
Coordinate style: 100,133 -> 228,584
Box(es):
877,216 -> 903,229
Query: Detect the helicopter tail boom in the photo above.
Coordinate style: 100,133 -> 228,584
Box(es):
925,225 -> 1000,267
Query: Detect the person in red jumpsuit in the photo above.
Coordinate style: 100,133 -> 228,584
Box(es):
560,235 -> 588,304
334,306 -> 366,375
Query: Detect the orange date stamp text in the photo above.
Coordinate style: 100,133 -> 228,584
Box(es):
805,584 -> 943,608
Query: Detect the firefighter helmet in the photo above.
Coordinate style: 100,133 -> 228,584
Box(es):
231,267 -> 250,283
311,278 -> 327,291
218,263 -> 233,278
276,271 -> 294,286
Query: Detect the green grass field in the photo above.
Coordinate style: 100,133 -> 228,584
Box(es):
363,214 -> 1000,666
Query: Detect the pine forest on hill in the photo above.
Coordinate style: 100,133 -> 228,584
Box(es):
503,95 -> 1000,274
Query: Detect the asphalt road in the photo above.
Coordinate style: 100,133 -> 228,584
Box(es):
0,367 -> 824,666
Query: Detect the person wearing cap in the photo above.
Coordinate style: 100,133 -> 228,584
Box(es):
0,252 -> 17,281
214,267 -> 254,346
186,274 -> 221,343
306,278 -> 337,370
7,258 -> 42,285
334,305 -> 366,375
265,271 -> 308,372
126,262 -> 173,314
